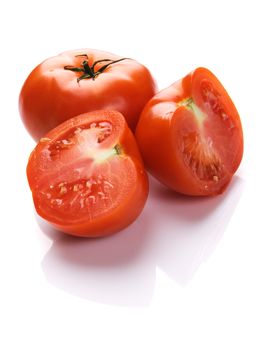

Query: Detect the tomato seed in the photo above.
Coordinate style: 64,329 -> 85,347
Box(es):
86,180 -> 92,189
104,180 -> 114,188
40,137 -> 51,143
73,184 -> 79,192
89,195 -> 96,204
51,199 -> 63,206
98,191 -> 107,199
74,128 -> 82,134
60,186 -> 67,194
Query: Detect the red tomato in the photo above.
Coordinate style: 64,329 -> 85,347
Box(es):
27,110 -> 148,237
135,67 -> 243,196
19,49 -> 157,141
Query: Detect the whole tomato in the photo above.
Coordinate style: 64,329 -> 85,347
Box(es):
19,49 -> 157,140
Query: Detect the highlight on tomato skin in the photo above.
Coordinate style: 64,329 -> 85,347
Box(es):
135,67 -> 244,196
19,48 -> 157,141
27,110 -> 149,238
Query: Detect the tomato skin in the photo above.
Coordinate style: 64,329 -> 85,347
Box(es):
27,110 -> 148,237
19,49 -> 157,141
135,67 -> 244,196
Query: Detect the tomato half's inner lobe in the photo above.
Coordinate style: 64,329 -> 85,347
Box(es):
28,112 -> 138,227
175,69 -> 243,194
45,120 -> 117,164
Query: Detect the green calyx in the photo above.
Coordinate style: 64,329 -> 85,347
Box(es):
64,54 -> 129,83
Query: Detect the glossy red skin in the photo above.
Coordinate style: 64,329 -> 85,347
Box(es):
19,49 -> 157,141
27,110 -> 149,237
135,67 -> 244,196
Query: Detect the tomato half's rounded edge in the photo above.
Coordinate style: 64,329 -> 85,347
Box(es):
135,67 -> 244,196
27,110 -> 149,237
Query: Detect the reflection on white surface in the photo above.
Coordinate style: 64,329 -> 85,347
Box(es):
40,216 -> 154,306
40,176 -> 244,306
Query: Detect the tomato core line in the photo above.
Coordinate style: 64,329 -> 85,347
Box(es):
177,97 -> 206,127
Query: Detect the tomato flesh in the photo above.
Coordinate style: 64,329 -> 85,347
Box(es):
176,74 -> 243,194
27,110 -> 148,237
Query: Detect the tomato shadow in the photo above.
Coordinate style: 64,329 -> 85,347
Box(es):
39,175 -> 244,307
147,176 -> 244,285
39,211 -> 154,307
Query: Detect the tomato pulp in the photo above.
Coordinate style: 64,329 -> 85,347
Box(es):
27,110 -> 149,237
19,49 -> 157,140
135,67 -> 243,196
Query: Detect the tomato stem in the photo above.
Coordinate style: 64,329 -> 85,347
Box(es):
64,57 -> 129,83
114,144 -> 122,155
81,60 -> 95,80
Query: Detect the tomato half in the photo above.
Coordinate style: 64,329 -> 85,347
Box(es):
27,110 -> 148,237
135,67 -> 243,196
19,49 -> 157,141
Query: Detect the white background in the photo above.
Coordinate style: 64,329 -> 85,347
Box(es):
1,0 -> 268,349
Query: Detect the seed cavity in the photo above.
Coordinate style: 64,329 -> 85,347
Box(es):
46,174 -> 115,212
201,80 -> 236,132
182,132 -> 222,182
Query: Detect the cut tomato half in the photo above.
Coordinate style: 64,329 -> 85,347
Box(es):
136,67 -> 243,196
27,110 -> 148,237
